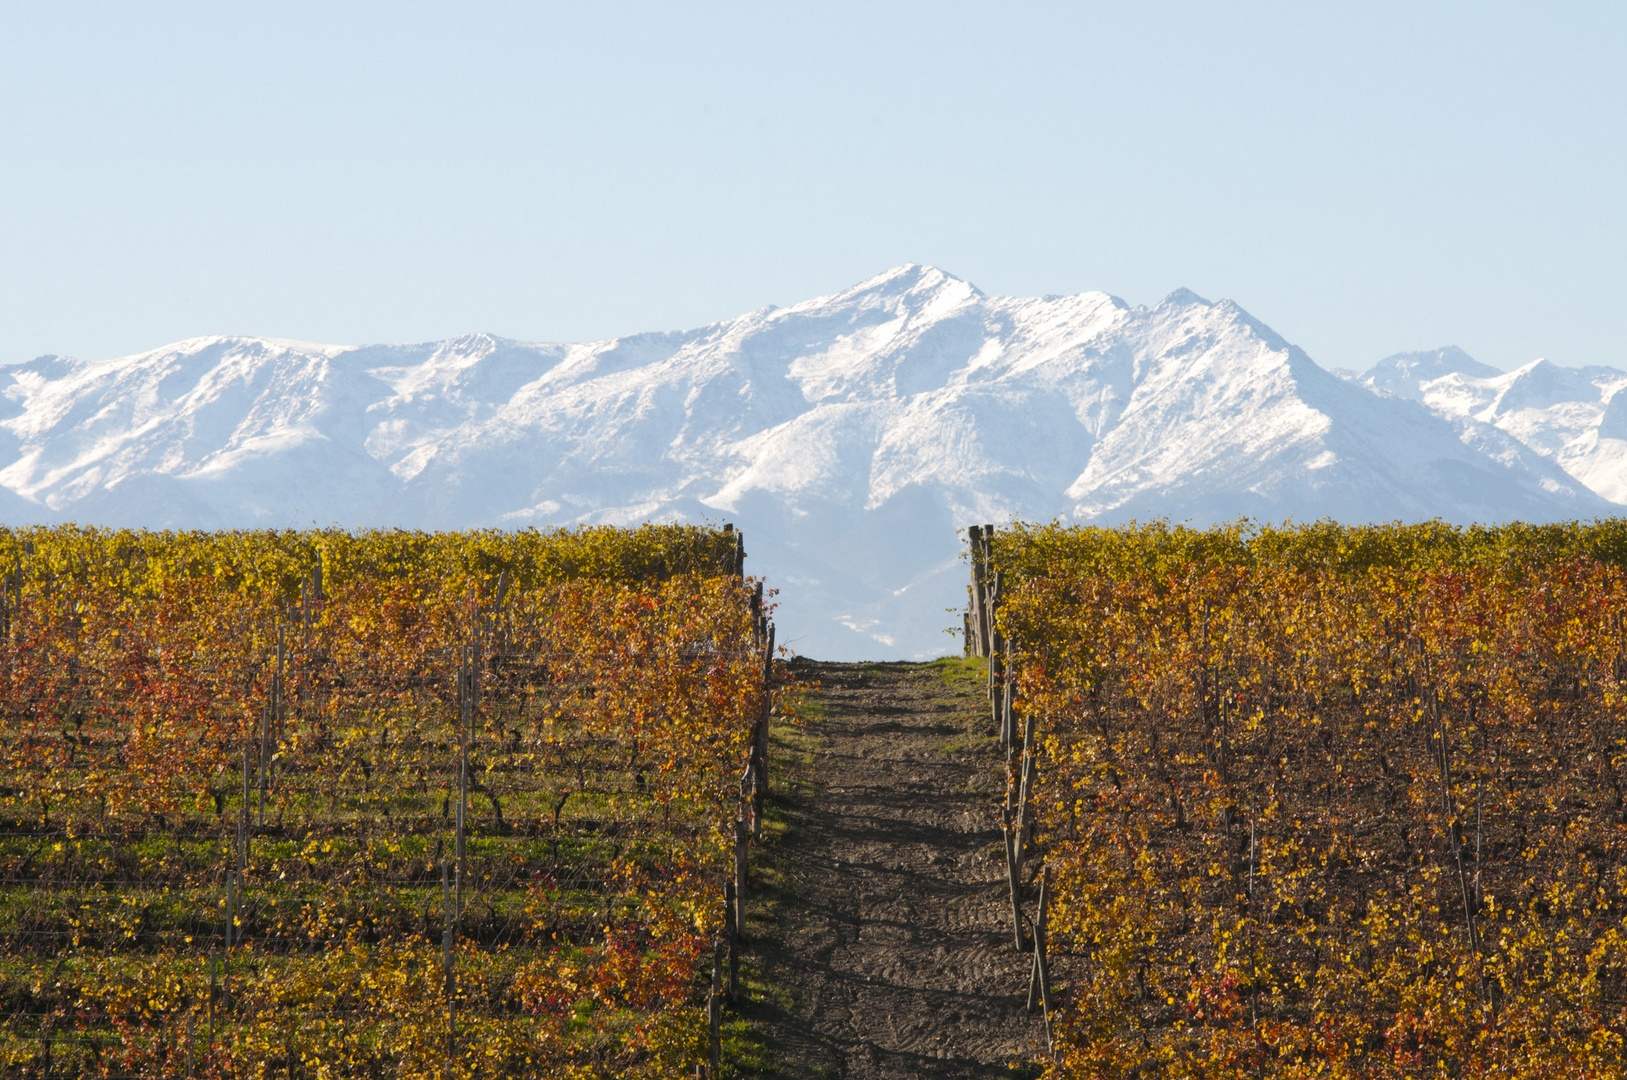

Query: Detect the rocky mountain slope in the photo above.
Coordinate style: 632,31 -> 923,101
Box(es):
0,266 -> 1613,658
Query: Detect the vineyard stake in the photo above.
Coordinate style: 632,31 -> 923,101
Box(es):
966,525 -> 980,656
1038,866 -> 1055,1052
746,767 -> 761,842
457,735 -> 468,919
1003,807 -> 1026,951
755,621 -> 774,807
1474,775 -> 1484,910
442,858 -> 456,1061
724,880 -> 739,1003
1027,865 -> 1053,1015
708,939 -> 722,1076
983,526 -> 996,659
441,858 -> 455,984
1015,753 -> 1035,840
1001,675 -> 1016,753
1248,793 -> 1256,906
469,627 -> 482,739
969,525 -> 989,657
256,703 -> 270,829
223,871 -> 235,1009
988,629 -> 1001,703
274,624 -> 285,789
1435,701 -> 1480,955
734,817 -> 748,942
239,745 -> 250,869
1015,710 -> 1037,840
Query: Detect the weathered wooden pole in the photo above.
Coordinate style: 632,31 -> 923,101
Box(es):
734,817 -> 748,940
724,881 -> 740,1003
708,940 -> 723,1076
968,525 -> 988,656
1003,806 -> 1026,951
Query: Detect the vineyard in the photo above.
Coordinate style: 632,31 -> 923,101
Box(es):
0,524 -> 782,1079
982,520 -> 1627,1078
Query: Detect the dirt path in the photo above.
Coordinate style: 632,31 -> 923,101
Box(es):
745,659 -> 1046,1078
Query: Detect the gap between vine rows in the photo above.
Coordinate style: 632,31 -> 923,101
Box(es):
740,659 -> 1048,1079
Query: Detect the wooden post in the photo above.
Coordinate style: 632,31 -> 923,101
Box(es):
223,871 -> 235,1009
256,704 -> 270,828
1027,865 -> 1054,1054
708,940 -> 723,1077
968,525 -> 988,657
724,881 -> 739,1003
457,740 -> 467,918
996,664 -> 1006,749
998,644 -> 1016,749
986,570 -> 1004,701
1027,866 -> 1052,1012
1003,807 -> 1026,951
986,634 -> 998,703
1016,753 -> 1036,838
1434,707 -> 1481,957
1038,865 -> 1054,1046
754,622 -> 774,805
441,859 -> 454,983
1248,793 -> 1256,905
981,523 -> 996,656
1474,777 -> 1484,909
442,859 -> 456,1059
274,625 -> 285,773
734,818 -> 748,941
1015,711 -> 1037,841
239,745 -> 250,869
470,632 -> 481,737
747,767 -> 762,842
1006,689 -> 1020,756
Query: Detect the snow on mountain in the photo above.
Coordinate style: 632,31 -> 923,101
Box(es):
1361,350 -> 1627,504
0,266 -> 1613,659
1361,347 -> 1502,400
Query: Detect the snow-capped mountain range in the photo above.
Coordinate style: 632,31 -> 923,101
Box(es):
1,265 -> 1621,659
1359,347 -> 1627,505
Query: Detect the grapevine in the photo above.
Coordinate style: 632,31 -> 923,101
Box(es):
0,523 -> 779,1079
994,520 -> 1627,1078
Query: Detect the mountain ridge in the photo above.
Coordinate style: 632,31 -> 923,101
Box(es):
1,265 -> 1620,658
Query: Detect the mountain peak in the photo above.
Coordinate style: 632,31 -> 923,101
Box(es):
1370,346 -> 1500,380
1361,346 -> 1502,401
1159,287 -> 1211,309
844,263 -> 980,297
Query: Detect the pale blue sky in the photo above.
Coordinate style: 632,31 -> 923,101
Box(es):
2,3 -> 1622,373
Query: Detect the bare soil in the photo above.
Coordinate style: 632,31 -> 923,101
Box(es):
743,659 -> 1048,1078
